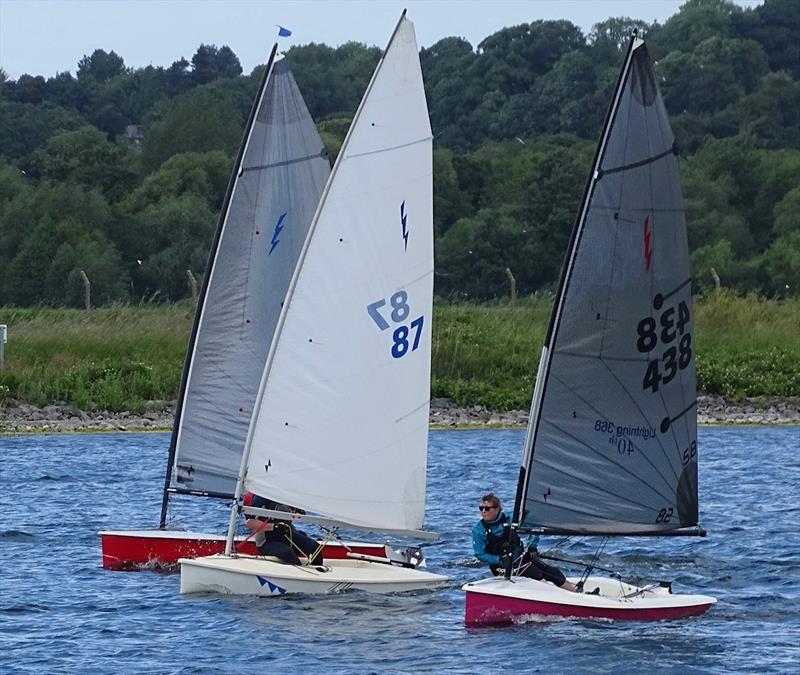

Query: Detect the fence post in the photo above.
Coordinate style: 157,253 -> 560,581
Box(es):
710,267 -> 721,291
0,324 -> 6,367
186,269 -> 198,302
505,267 -> 517,303
79,270 -> 91,311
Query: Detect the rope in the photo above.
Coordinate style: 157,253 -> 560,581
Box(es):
235,519 -> 271,552
279,521 -> 331,566
576,537 -> 608,592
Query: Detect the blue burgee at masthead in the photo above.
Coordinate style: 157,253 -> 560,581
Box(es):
277,25 -> 292,37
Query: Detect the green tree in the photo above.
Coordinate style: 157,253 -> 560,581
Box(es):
24,126 -> 138,200
45,71 -> 84,110
286,42 -> 380,119
44,224 -> 130,305
773,187 -> 800,236
166,58 -> 192,95
421,37 -> 477,147
738,0 -> 800,78
77,49 -> 127,81
122,150 -> 231,213
433,148 -> 468,237
0,181 -> 113,303
659,37 -> 768,116
691,239 -> 743,292
733,72 -> 800,149
0,100 -> 85,161
317,116 -> 350,163
648,0 -> 741,55
589,17 -> 655,52
11,74 -> 47,104
141,87 -> 243,171
128,195 -> 216,299
760,230 -> 800,294
115,151 -> 229,280
191,45 -> 242,85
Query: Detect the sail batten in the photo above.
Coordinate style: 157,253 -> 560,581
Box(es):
517,38 -> 699,536
600,145 -> 676,176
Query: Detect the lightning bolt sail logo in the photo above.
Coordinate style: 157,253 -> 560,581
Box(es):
643,215 -> 653,272
400,201 -> 409,251
269,212 -> 287,255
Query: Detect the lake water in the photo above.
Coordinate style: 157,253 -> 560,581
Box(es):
1,427 -> 798,674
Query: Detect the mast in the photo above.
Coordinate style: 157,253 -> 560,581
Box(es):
511,37 -> 639,530
224,10 -> 424,553
159,44 -> 279,528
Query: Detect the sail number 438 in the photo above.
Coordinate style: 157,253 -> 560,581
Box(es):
636,299 -> 692,393
367,290 -> 424,359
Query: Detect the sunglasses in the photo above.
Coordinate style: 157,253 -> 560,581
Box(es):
479,505 -> 498,511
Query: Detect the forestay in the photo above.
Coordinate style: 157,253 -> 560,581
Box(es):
518,39 -> 698,535
244,16 -> 434,532
172,55 -> 331,495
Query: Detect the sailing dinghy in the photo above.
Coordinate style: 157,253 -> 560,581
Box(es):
463,36 -> 716,625
180,12 -> 448,596
99,47 -> 391,570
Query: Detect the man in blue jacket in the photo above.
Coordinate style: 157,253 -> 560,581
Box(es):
472,492 -> 577,591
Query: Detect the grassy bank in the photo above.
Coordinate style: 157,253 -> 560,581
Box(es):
1,291 -> 798,412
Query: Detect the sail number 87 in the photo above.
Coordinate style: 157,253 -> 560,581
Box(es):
367,290 -> 424,359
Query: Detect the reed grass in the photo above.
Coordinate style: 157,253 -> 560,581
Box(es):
693,291 -> 800,399
1,291 -> 797,412
0,303 -> 190,412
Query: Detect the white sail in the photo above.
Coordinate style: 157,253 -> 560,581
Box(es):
243,16 -> 434,533
169,53 -> 330,496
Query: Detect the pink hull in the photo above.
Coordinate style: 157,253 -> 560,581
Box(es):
99,531 -> 387,571
465,590 -> 713,626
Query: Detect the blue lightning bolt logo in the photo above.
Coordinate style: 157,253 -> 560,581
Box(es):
400,201 -> 408,251
269,212 -> 287,255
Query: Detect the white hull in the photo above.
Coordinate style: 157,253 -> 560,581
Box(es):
180,554 -> 448,596
463,575 -> 716,625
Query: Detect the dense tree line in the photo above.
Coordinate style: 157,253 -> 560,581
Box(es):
1,0 -> 798,306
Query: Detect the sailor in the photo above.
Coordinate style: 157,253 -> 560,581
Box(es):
242,491 -> 323,566
472,492 -> 578,592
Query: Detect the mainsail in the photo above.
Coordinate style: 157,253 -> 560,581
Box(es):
242,14 -> 434,533
516,38 -> 698,535
166,51 -> 331,500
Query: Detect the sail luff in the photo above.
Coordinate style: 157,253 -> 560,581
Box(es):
513,37 -> 640,527
159,44 -> 279,528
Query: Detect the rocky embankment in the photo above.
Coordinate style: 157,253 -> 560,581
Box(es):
1,395 -> 798,434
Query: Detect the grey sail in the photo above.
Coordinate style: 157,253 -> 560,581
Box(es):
169,54 -> 331,496
517,38 -> 698,535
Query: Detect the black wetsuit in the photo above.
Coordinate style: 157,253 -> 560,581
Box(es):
248,495 -> 323,566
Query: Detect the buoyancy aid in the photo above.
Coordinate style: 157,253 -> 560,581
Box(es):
482,513 -> 511,555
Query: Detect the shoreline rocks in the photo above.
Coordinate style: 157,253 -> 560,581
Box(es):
1,395 -> 798,434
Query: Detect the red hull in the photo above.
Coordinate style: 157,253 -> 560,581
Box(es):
465,590 -> 713,626
99,530 -> 388,571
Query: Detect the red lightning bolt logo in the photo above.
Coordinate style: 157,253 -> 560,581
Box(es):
643,215 -> 653,271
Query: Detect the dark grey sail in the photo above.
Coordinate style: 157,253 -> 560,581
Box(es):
166,53 -> 331,501
516,38 -> 699,536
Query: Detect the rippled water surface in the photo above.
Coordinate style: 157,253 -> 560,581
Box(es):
1,427 -> 798,673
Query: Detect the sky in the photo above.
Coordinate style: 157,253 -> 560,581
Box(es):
0,0 -> 763,79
